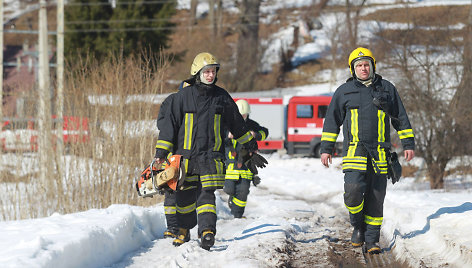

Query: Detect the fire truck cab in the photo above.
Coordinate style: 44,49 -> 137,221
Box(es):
233,95 -> 342,157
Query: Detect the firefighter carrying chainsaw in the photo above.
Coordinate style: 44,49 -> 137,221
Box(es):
320,47 -> 415,254
224,99 -> 269,218
151,52 -> 267,251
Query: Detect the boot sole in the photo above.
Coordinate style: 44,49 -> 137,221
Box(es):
200,232 -> 215,250
352,242 -> 364,247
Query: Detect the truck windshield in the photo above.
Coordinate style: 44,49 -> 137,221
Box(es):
296,105 -> 313,118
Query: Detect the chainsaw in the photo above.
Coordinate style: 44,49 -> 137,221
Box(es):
135,155 -> 184,198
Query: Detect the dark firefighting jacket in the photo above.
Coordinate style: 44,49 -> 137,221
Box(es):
154,83 -> 256,190
320,75 -> 415,174
225,117 -> 269,180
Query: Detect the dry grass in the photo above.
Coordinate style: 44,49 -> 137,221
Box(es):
0,52 -> 167,220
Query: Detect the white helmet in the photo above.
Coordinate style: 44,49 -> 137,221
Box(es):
236,99 -> 251,115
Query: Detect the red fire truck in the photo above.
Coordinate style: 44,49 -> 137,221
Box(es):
234,96 -> 342,157
0,116 -> 89,152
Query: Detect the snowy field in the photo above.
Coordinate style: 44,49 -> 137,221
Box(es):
0,155 -> 471,268
1,0 -> 471,267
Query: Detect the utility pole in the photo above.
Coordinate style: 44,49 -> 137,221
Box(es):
0,0 -> 3,120
38,0 -> 53,184
56,0 -> 64,166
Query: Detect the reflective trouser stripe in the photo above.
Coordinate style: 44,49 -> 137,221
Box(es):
197,204 -> 216,215
231,196 -> 247,208
176,203 -> 196,214
365,215 -> 383,226
346,199 -> 364,214
164,206 -> 176,215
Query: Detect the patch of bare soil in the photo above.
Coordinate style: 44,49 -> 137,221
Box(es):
271,202 -> 411,268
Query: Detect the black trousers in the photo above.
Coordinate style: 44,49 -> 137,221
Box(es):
224,177 -> 251,218
164,191 -> 178,230
176,178 -> 217,236
343,158 -> 387,243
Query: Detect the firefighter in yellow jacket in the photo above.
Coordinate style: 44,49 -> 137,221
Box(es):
224,99 -> 269,218
320,47 -> 415,254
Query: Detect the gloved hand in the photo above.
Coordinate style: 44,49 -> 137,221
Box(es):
387,152 -> 402,184
245,153 -> 268,174
243,138 -> 258,153
252,175 -> 261,187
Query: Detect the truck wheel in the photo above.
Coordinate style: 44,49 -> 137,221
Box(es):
313,144 -> 321,158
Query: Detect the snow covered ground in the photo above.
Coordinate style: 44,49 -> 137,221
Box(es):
0,155 -> 470,268
1,0 -> 471,267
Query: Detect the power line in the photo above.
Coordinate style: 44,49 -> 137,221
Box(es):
65,0 -> 177,7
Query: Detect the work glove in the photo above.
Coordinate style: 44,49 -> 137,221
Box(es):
252,175 -> 261,187
244,152 -> 268,175
387,152 -> 402,184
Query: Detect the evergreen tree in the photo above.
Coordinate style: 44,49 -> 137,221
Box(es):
65,0 -> 176,61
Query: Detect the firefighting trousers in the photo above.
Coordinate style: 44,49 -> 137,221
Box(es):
224,177 -> 251,218
343,158 -> 387,243
175,177 -> 217,236
164,191 -> 178,230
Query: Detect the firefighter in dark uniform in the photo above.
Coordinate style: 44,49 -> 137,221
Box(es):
224,99 -> 269,218
154,52 -> 258,250
320,47 -> 415,254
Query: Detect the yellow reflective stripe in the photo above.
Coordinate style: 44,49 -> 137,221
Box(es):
365,215 -> 383,226
347,142 -> 358,158
164,206 -> 176,215
377,144 -> 386,163
214,159 -> 224,175
183,158 -> 189,173
185,175 -> 199,182
184,113 -> 194,150
176,203 -> 196,214
343,156 -> 367,163
342,163 -> 367,170
225,169 -> 253,179
378,110 -> 385,142
201,174 -> 225,188
181,185 -> 197,191
398,129 -> 414,139
345,200 -> 364,214
213,114 -> 222,151
236,131 -> 253,144
197,204 -> 217,214
155,140 -> 173,151
321,132 -> 338,142
351,109 -> 359,142
231,196 -> 247,208
258,130 -> 267,141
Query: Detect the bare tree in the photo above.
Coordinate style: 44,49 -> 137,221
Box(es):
190,0 -> 198,26
235,0 -> 261,91
385,11 -> 470,189
208,0 -> 223,37
344,0 -> 367,49
450,2 -> 472,154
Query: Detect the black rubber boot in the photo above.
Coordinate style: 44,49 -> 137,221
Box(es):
364,242 -> 382,254
351,227 -> 365,247
200,230 -> 215,250
163,228 -> 179,238
172,228 -> 190,247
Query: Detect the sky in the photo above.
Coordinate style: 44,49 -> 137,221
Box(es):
1,0 -> 472,267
